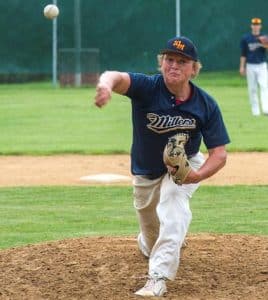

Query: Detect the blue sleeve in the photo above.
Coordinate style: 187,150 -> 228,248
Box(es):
125,72 -> 154,100
240,36 -> 247,57
201,104 -> 230,149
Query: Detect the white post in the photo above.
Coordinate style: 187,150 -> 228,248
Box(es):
175,0 -> 181,36
52,0 -> 58,86
74,0 -> 82,87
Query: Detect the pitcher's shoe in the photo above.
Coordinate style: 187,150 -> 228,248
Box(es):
134,274 -> 167,297
137,233 -> 150,258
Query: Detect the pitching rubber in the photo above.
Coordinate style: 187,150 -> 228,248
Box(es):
79,173 -> 132,184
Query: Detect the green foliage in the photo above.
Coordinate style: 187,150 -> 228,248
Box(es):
0,71 -> 268,155
0,185 -> 267,249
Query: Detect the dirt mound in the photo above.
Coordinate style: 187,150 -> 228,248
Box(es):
0,234 -> 267,300
1,154 -> 267,299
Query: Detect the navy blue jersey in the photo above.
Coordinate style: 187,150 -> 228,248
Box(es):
240,33 -> 267,64
125,73 -> 230,177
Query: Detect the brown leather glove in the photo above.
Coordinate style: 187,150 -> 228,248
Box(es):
163,133 -> 192,185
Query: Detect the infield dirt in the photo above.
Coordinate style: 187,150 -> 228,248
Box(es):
1,152 -> 268,186
0,153 -> 267,299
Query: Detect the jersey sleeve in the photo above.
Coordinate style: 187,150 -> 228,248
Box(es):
125,72 -> 154,100
240,36 -> 247,57
201,104 -> 230,149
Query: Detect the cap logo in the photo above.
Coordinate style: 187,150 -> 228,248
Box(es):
173,40 -> 185,51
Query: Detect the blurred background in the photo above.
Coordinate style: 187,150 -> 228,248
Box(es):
1,0 -> 268,85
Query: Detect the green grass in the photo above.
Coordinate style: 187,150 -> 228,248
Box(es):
0,73 -> 267,251
0,71 -> 268,155
0,82 -> 131,155
0,185 -> 267,250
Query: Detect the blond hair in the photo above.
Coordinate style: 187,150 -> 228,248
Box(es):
157,54 -> 202,79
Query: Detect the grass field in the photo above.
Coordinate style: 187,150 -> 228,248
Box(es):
0,185 -> 267,250
0,71 -> 268,155
0,71 -> 267,250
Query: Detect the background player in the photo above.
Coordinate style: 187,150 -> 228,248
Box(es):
94,36 -> 230,297
239,17 -> 268,116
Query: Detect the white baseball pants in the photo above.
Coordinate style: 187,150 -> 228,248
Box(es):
246,62 -> 268,116
133,152 -> 205,280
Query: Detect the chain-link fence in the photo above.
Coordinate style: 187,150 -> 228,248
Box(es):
58,48 -> 100,86
1,0 -> 268,82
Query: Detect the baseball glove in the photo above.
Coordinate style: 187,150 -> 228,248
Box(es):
163,133 -> 192,185
258,35 -> 268,47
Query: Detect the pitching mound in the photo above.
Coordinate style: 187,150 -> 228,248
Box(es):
0,234 -> 267,300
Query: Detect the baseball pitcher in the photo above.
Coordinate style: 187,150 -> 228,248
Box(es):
94,36 -> 230,297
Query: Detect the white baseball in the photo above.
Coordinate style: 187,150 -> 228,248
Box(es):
43,4 -> 59,19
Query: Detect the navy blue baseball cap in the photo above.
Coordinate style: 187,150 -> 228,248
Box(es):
161,36 -> 198,61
